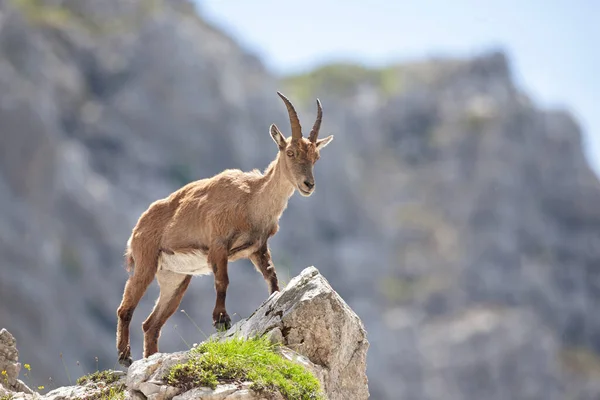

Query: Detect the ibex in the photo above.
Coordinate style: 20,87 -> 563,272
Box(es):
116,92 -> 334,366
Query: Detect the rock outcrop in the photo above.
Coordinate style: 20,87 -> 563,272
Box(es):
0,267 -> 369,400
0,329 -> 33,396
218,266 -> 369,400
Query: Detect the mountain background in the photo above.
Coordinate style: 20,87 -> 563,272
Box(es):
0,1 -> 599,399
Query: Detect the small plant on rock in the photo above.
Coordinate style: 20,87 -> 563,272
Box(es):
76,370 -> 125,400
76,370 -> 121,386
166,335 -> 325,400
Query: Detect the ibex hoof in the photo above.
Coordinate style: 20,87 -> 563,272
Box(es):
213,314 -> 231,332
118,354 -> 133,368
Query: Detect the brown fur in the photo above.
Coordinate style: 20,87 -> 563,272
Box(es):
115,93 -> 334,366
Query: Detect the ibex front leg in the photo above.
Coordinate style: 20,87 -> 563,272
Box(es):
250,243 -> 280,295
209,245 -> 231,331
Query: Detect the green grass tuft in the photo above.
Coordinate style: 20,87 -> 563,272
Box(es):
76,370 -> 121,386
76,370 -> 125,400
91,386 -> 125,400
166,336 -> 325,400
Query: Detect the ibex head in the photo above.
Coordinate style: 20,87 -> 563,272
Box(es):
270,91 -> 334,197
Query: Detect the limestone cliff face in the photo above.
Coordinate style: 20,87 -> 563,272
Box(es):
282,54 -> 600,399
0,0 -> 599,399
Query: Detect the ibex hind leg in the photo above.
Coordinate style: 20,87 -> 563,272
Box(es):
142,270 -> 192,358
116,255 -> 157,367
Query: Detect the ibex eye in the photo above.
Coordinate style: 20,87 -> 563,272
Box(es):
286,150 -> 294,157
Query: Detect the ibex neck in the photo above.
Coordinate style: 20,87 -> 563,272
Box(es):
254,153 -> 295,220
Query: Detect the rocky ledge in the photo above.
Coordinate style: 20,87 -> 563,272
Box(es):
0,267 -> 369,400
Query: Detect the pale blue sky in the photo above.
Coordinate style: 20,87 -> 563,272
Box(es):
196,0 -> 599,176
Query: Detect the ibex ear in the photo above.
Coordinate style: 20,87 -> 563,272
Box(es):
316,135 -> 334,150
270,124 -> 287,150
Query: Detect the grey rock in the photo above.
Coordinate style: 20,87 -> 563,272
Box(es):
171,383 -> 283,400
172,384 -> 254,400
44,385 -> 103,400
146,385 -> 182,400
264,327 -> 284,346
126,351 -> 189,392
0,329 -> 33,394
43,370 -> 126,400
218,266 -> 369,400
0,389 -> 35,400
125,391 -> 147,400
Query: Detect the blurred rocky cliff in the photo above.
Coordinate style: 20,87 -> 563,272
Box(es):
0,0 -> 599,399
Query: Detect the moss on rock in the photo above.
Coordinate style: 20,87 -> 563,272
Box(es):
166,336 -> 325,400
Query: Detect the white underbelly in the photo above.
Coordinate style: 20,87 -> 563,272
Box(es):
158,250 -> 213,276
